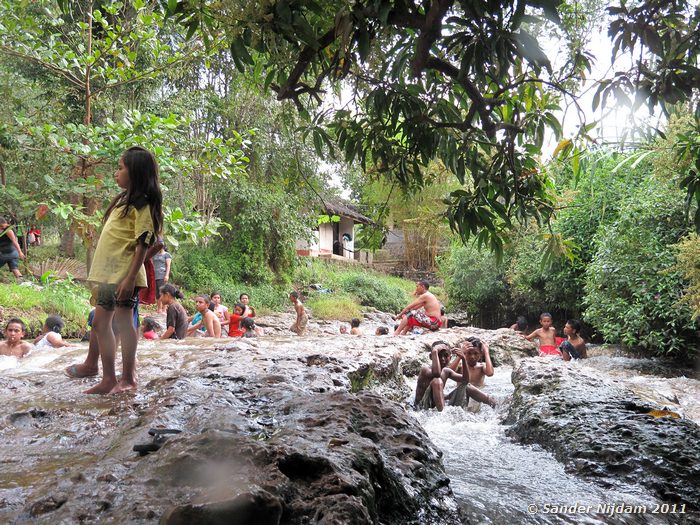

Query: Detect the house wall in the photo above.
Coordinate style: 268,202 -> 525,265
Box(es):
295,229 -> 320,256
318,223 -> 334,254
296,220 -> 359,260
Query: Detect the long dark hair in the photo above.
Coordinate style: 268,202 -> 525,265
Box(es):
104,146 -> 163,237
160,283 -> 183,299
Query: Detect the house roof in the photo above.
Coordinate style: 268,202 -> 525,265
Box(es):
323,199 -> 371,225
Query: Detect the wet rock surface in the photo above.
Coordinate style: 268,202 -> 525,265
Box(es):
1,323 -> 526,525
506,360 -> 700,513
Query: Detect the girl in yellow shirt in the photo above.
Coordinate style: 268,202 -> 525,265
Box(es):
85,146 -> 163,395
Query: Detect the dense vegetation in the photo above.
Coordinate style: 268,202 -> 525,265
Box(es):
440,126 -> 700,360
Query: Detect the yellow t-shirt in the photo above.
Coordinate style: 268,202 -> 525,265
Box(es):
88,204 -> 156,287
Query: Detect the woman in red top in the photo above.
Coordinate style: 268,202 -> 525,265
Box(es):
228,303 -> 246,337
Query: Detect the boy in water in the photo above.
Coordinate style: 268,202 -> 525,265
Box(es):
559,319 -> 587,360
289,291 -> 308,336
415,340 -> 495,411
451,337 -> 494,388
0,318 -> 33,358
350,318 -> 363,335
525,312 -> 561,356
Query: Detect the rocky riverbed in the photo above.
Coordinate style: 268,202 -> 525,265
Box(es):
506,359 -> 700,518
1,315 -> 698,524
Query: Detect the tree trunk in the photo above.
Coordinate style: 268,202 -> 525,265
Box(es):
60,228 -> 76,257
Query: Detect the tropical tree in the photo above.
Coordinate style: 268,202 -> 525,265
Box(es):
170,0 -> 700,254
0,0 -> 204,263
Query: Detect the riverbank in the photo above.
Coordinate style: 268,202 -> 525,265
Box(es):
0,258 -> 429,339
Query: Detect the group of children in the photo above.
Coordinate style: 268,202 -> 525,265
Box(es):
338,318 -> 390,336
1,145 -> 587,400
516,312 -> 588,361
415,337 -> 496,412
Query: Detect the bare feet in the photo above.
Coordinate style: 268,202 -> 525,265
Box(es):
65,363 -> 99,378
109,379 -> 137,394
84,380 -> 118,395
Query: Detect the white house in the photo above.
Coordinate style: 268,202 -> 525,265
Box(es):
296,199 -> 371,262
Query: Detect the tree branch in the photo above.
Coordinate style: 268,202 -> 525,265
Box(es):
411,0 -> 454,76
424,56 -> 497,137
0,46 -> 84,88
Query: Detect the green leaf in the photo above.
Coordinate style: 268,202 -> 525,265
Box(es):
357,28 -> 370,61
513,30 -> 551,72
231,36 -> 253,65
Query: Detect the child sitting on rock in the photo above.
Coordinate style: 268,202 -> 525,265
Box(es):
559,319 -> 587,360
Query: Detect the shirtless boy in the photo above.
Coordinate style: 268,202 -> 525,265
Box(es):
415,340 -> 495,411
394,280 -> 443,335
350,318 -> 363,335
560,319 -> 587,360
452,337 -> 494,388
525,312 -> 560,356
290,291 -> 308,336
0,318 -> 33,358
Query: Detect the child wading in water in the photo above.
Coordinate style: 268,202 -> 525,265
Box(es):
525,312 -> 561,357
289,291 -> 308,336
85,146 -> 162,394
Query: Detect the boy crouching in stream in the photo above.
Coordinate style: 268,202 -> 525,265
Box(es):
414,340 -> 495,411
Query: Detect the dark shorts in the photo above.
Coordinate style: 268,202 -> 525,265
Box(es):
559,340 -> 581,359
155,279 -> 165,299
0,251 -> 19,270
95,284 -> 140,311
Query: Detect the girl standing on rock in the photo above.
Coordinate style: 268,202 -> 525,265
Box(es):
85,146 -> 162,395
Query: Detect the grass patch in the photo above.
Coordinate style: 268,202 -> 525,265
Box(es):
306,294 -> 362,321
294,260 -> 412,313
0,279 -> 91,337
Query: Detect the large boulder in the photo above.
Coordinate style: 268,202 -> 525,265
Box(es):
506,359 -> 700,511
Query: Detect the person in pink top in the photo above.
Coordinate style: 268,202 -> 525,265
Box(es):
210,291 -> 230,335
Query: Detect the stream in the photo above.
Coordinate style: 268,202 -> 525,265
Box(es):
411,354 -> 700,525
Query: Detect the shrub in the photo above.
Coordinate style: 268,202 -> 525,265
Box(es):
583,177 -> 698,359
439,240 -> 510,326
293,259 -> 411,313
673,233 -> 700,319
0,279 -> 90,337
337,273 -> 409,313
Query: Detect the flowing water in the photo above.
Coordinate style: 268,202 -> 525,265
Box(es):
410,355 -> 700,525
